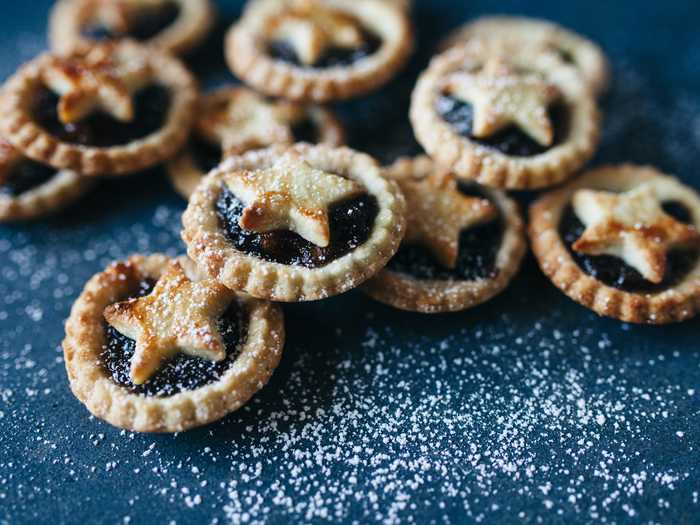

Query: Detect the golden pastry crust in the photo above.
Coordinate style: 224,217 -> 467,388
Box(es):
182,143 -> 407,302
62,253 -> 285,433
362,155 -> 526,313
410,45 -> 600,190
529,165 -> 700,324
440,16 -> 610,96
49,0 -> 215,56
167,86 -> 345,198
225,0 -> 414,102
0,40 -> 198,177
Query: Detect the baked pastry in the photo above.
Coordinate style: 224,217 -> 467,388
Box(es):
0,139 -> 94,222
363,155 -> 526,313
410,45 -> 600,189
182,143 -> 406,302
440,16 -> 610,96
530,165 -> 700,324
225,0 -> 413,102
0,40 -> 198,176
167,86 -> 345,198
62,253 -> 285,432
49,0 -> 215,56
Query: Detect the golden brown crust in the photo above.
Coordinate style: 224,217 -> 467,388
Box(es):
0,40 -> 198,176
362,155 -> 526,313
62,253 -> 285,433
410,45 -> 601,190
225,0 -> 414,102
529,165 -> 700,324
182,143 -> 407,302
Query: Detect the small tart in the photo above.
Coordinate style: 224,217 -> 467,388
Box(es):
410,44 -> 600,190
0,139 -> 94,222
49,0 -> 215,56
0,40 -> 198,176
225,0 -> 414,102
167,86 -> 345,198
440,16 -> 610,96
363,155 -> 526,313
182,143 -> 407,302
62,253 -> 285,433
530,165 -> 700,324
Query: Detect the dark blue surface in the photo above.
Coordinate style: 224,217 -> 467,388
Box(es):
1,1 -> 700,524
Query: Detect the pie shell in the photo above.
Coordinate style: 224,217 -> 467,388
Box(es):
62,253 -> 285,433
410,44 -> 601,190
225,0 -> 414,102
0,40 -> 199,176
529,164 -> 700,324
362,155 -> 526,313
181,143 -> 407,302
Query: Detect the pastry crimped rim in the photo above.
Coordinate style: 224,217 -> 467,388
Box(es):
440,15 -> 611,96
62,253 -> 285,433
182,143 -> 407,302
362,155 -> 526,313
410,44 -> 601,190
167,86 -> 346,199
0,40 -> 198,176
529,164 -> 700,324
49,0 -> 216,56
225,0 -> 414,102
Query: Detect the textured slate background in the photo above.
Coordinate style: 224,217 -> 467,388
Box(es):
1,1 -> 700,524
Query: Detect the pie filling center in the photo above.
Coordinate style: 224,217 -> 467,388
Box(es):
82,1 -> 181,42
268,32 -> 381,69
0,159 -> 57,197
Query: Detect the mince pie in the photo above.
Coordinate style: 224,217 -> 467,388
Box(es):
167,86 -> 345,198
0,139 -> 94,222
363,156 -> 526,313
49,0 -> 215,56
0,40 -> 198,176
62,253 -> 285,432
182,143 -> 406,302
530,165 -> 700,324
225,0 -> 414,102
440,16 -> 610,96
410,45 -> 600,189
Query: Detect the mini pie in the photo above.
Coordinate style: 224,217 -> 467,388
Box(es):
363,155 -> 526,313
49,0 -> 215,56
440,16 -> 610,96
225,0 -> 414,102
62,253 -> 285,433
0,139 -> 94,222
0,40 -> 198,176
182,143 -> 407,302
410,45 -> 600,189
167,86 -> 345,198
530,165 -> 700,324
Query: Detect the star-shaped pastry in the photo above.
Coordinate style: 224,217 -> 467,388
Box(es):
42,43 -> 151,124
444,58 -> 561,147
399,172 -> 497,269
89,0 -> 167,35
268,0 -> 364,66
224,153 -> 364,247
572,183 -> 700,283
103,261 -> 234,385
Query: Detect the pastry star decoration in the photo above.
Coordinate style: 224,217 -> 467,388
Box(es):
42,43 -> 151,124
104,261 -> 234,385
269,0 -> 364,66
89,0 -> 168,35
224,153 -> 364,247
399,173 -> 497,269
572,183 -> 700,283
444,58 -> 561,147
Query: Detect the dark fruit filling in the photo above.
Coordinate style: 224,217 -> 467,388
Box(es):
268,32 -> 381,69
33,84 -> 171,147
559,201 -> 699,293
291,118 -> 320,144
191,135 -> 223,173
216,184 -> 378,268
101,278 -> 247,398
82,1 -> 181,42
0,159 -> 56,197
436,94 -> 570,157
